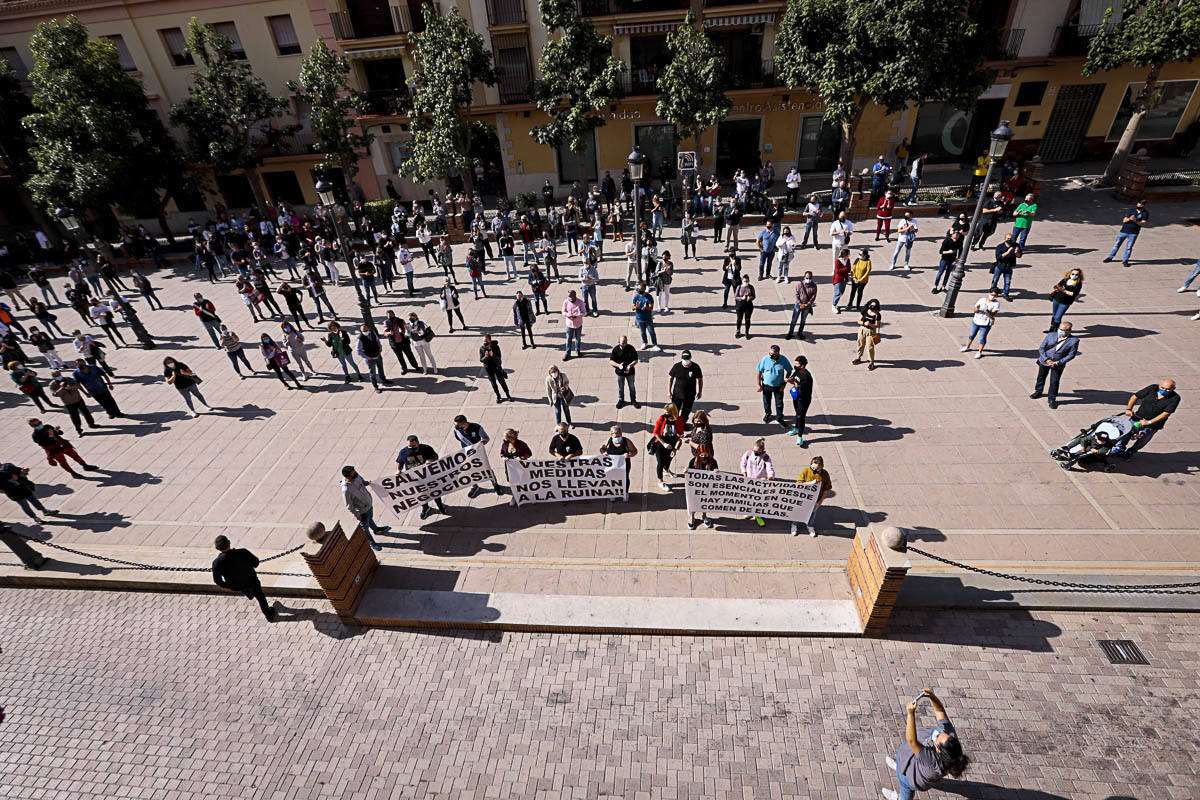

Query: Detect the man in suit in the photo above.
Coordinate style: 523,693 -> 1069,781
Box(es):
1030,322 -> 1079,409
211,535 -> 276,621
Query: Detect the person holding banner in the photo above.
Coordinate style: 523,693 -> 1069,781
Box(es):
340,465 -> 391,551
599,425 -> 638,498
500,429 -> 532,461
740,438 -> 775,527
650,404 -> 685,491
791,456 -> 832,537
685,447 -> 718,529
452,415 -> 505,498
395,435 -> 449,520
545,365 -> 573,424
548,423 -> 583,462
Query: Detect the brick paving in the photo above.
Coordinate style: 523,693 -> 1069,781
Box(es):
2,175 -> 1199,599
1,587 -> 1198,799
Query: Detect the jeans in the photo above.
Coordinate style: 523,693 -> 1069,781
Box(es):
14,493 -> 47,519
226,348 -> 253,375
470,275 -> 486,297
802,218 -> 819,247
1012,225 -> 1030,249
1051,299 -> 1071,326
201,320 -> 221,348
565,326 -> 581,353
364,355 -> 387,388
636,319 -> 658,347
651,212 -> 664,239
1034,362 -> 1063,401
335,353 -> 361,378
831,281 -> 846,307
1108,231 -> 1138,261
361,277 -> 380,302
968,322 -> 992,346
896,763 -> 917,800
788,305 -> 811,337
403,271 -> 415,294
311,293 -> 336,320
1183,260 -> 1200,289
552,395 -> 572,424
778,253 -> 793,280
933,258 -> 955,289
990,265 -> 1013,296
39,284 -> 61,306
177,383 -> 210,413
503,255 -> 519,279
359,506 -> 389,536
582,284 -> 598,315
891,240 -> 913,268
616,372 -> 636,403
1124,426 -> 1158,455
761,385 -> 784,419
906,177 -> 921,204
758,250 -> 775,278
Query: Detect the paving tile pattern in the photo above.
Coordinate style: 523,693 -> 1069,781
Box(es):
1,588 -> 1198,799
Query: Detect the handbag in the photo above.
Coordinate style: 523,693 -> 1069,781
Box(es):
423,327 -> 435,342
871,333 -> 882,345
561,387 -> 574,404
536,279 -> 551,293
438,297 -> 447,310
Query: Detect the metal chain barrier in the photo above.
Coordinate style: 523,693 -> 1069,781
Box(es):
906,545 -> 1200,596
7,529 -> 309,578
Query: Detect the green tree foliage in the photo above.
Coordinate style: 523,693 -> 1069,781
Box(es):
0,61 -> 59,243
170,17 -> 298,211
403,5 -> 496,193
529,0 -> 625,155
775,0 -> 992,166
654,11 -> 731,171
1083,0 -> 1200,183
289,38 -> 374,193
22,16 -> 195,238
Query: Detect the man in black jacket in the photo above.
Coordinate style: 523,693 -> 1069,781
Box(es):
512,291 -> 537,349
211,535 -> 276,621
479,333 -> 512,402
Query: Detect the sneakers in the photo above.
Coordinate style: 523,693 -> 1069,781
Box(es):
657,481 -> 670,491
1193,313 -> 1200,320
960,345 -> 970,352
974,351 -> 983,359
810,529 -> 817,538
787,427 -> 799,435
703,518 -> 714,529
791,522 -> 801,536
651,345 -> 662,352
467,486 -> 481,499
1178,286 -> 1190,292
886,757 -> 897,771
795,436 -> 804,447
881,789 -> 899,800
687,518 -> 700,530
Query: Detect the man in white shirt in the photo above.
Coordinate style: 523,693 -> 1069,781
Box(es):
831,162 -> 846,189
890,213 -> 919,270
801,196 -> 822,249
829,211 -> 854,258
397,246 -> 415,296
785,168 -> 802,208
625,239 -> 638,290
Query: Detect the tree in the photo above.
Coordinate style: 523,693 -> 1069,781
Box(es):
1083,0 -> 1200,184
289,38 -> 374,197
654,11 -> 731,173
0,62 -> 59,244
775,0 -> 992,167
170,17 -> 298,212
528,0 -> 625,171
403,4 -> 496,193
22,16 -> 195,240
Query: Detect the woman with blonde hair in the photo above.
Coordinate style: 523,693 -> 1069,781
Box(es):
1048,267 -> 1084,332
650,402 -> 685,490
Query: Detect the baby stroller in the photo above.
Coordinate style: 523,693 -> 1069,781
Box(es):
1050,415 -> 1139,472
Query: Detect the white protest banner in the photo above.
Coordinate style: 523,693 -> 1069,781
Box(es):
505,455 -> 627,505
684,470 -> 821,522
371,443 -> 494,517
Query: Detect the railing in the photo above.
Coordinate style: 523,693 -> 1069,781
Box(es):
361,88 -> 409,116
578,0 -> 688,15
724,59 -> 776,90
993,28 -> 1024,60
620,71 -> 659,95
329,3 -> 427,39
497,70 -> 531,103
485,0 -> 527,26
1051,23 -> 1102,57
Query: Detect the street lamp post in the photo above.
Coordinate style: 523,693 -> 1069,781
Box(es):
938,120 -> 1014,318
315,179 -> 373,327
627,147 -> 645,285
55,206 -> 84,257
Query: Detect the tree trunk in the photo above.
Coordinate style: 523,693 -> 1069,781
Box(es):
837,105 -> 865,170
244,165 -> 271,214
156,208 -> 175,245
1101,63 -> 1161,186
458,114 -> 476,197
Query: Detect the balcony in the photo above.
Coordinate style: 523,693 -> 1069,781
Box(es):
329,2 -> 430,40
360,88 -> 409,116
497,68 -> 531,103
723,59 -> 776,90
485,0 -> 526,26
1051,23 -> 1101,57
991,28 -> 1024,60
578,0 -> 689,16
620,70 -> 659,95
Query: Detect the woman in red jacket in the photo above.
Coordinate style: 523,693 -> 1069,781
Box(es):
831,249 -> 852,314
650,403 -> 685,491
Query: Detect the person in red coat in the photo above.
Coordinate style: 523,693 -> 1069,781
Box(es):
875,190 -> 896,242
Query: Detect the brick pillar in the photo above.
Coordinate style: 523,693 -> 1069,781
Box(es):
1116,149 -> 1150,203
845,527 -> 910,636
1022,156 -> 1045,201
301,521 -> 379,620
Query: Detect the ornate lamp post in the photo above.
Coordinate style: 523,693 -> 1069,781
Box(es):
938,120 -> 1014,318
315,178 -> 372,326
627,146 -> 645,284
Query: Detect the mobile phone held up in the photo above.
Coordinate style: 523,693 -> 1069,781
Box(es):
912,691 -> 927,706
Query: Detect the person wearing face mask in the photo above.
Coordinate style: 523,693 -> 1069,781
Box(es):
786,356 -> 814,445
599,425 -> 638,499
734,275 -> 756,338
1121,379 -> 1179,458
960,288 -> 1000,359
356,324 -> 390,392
1104,199 -> 1149,267
756,345 -> 792,425
790,455 -> 831,536
406,313 -> 438,374
162,356 -> 212,417
1031,321 -> 1079,409
881,689 -> 969,800
853,299 -> 882,370
668,351 -> 703,420
545,365 -> 572,424
260,334 -> 303,390
650,403 -> 685,490
784,271 -> 818,341
685,445 -> 718,529
1048,268 -> 1085,332
739,438 -> 775,527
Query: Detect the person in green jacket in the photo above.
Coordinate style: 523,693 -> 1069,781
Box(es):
1011,193 -> 1037,249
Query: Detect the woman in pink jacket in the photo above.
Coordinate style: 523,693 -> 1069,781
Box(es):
739,438 -> 775,527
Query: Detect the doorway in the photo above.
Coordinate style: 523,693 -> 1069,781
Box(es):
715,119 -> 762,179
1038,84 -> 1104,163
795,116 -> 842,172
960,98 -> 1006,167
635,123 -> 677,185
469,121 -> 507,200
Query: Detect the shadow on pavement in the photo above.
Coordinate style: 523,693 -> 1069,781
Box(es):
935,779 -> 1079,799
88,469 -> 162,488
270,604 -> 370,640
886,603 -> 1063,652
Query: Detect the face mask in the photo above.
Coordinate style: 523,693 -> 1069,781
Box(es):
680,359 -> 691,366
1058,331 -> 1068,339
804,278 -> 813,284
611,436 -> 623,445
1158,389 -> 1169,397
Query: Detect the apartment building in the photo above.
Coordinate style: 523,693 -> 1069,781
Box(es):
3,0 -> 1198,218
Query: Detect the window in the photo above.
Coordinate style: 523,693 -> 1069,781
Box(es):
1107,80 -> 1199,141
1,47 -> 29,79
492,33 -> 531,104
102,34 -> 137,71
556,131 -> 597,185
910,102 -> 974,164
213,22 -> 247,60
1014,81 -> 1047,107
1078,0 -> 1123,29
160,28 -> 193,67
268,15 -> 302,56
1016,110 -> 1031,126
263,171 -> 306,206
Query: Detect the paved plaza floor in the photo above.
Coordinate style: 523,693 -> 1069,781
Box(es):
2,175 -> 1199,601
0,587 -> 1197,799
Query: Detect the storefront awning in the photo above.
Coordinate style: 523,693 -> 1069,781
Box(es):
613,21 -> 684,35
703,13 -> 775,28
344,46 -> 405,60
